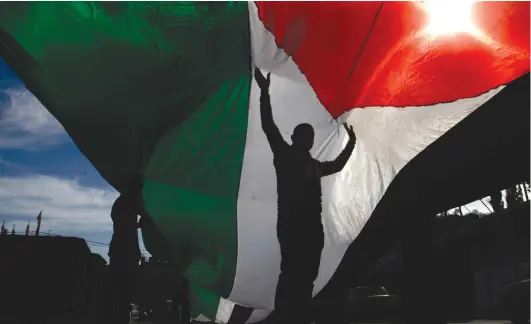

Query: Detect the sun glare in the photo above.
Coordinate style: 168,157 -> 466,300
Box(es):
421,0 -> 481,39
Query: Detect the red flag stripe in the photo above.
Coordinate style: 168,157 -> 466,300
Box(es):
256,1 -> 530,117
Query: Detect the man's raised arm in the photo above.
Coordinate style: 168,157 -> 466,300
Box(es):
319,123 -> 357,177
255,68 -> 287,152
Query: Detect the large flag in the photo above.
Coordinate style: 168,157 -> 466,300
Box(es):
0,2 -> 528,323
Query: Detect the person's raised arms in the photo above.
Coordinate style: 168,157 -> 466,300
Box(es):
255,68 -> 288,153
319,122 -> 356,177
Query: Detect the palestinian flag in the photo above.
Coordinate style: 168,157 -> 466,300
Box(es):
0,2 -> 528,323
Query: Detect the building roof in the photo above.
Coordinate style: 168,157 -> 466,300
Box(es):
0,235 -> 93,318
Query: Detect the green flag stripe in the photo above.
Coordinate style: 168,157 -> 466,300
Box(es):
144,73 -> 251,298
0,1 -> 252,315
0,1 -> 250,191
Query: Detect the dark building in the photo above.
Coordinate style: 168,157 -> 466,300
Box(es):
465,203 -> 529,318
83,253 -> 108,318
0,235 -> 107,322
431,202 -> 529,319
358,201 -> 529,321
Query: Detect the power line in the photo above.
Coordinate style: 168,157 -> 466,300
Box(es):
5,231 -> 149,253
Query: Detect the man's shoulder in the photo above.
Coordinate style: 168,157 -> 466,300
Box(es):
112,195 -> 125,208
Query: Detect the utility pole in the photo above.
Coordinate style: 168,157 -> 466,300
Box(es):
35,211 -> 42,237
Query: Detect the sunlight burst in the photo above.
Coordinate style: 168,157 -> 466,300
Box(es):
420,0 -> 482,39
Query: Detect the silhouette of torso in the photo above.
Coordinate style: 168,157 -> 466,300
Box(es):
259,88 -> 354,235
273,144 -> 323,234
109,194 -> 141,263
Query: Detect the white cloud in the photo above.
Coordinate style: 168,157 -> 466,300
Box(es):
0,173 -> 152,259
0,87 -> 69,150
0,174 -> 117,234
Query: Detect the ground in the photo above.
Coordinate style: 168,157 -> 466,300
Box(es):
0,319 -> 516,324
131,321 -> 513,324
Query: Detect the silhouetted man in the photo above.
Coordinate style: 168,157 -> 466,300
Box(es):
104,175 -> 144,324
254,68 -> 356,324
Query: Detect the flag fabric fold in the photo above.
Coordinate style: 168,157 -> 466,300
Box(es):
0,2 -> 528,322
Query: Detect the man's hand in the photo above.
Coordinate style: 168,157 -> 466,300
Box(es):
254,68 -> 271,91
343,122 -> 356,143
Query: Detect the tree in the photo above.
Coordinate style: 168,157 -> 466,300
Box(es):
437,210 -> 450,218
488,191 -> 504,212
505,184 -> 524,208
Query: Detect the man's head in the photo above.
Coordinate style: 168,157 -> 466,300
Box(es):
122,173 -> 145,209
291,123 -> 315,152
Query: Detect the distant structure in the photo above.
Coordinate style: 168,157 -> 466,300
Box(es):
35,210 -> 42,236
359,201 -> 530,320
0,234 -> 107,322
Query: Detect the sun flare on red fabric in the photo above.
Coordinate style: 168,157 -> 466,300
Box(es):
256,1 -> 529,116
418,0 -> 490,43
421,1 -> 477,36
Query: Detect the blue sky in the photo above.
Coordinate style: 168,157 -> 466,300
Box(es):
0,58 -> 147,260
